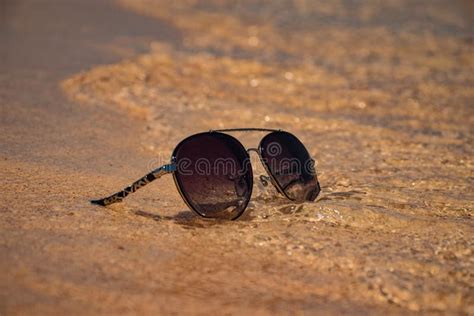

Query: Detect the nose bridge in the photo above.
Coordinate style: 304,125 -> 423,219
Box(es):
246,147 -> 268,176
246,147 -> 263,172
246,147 -> 282,193
246,147 -> 259,155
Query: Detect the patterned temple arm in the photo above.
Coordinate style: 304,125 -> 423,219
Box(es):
90,164 -> 176,206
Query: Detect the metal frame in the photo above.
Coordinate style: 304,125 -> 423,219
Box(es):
211,128 -> 281,133
212,128 -> 292,200
91,128 -> 319,220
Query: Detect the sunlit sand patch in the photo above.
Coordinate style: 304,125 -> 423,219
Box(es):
61,0 -> 473,232
61,0 -> 474,313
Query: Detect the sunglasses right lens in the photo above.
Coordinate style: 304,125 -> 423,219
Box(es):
260,131 -> 320,202
173,132 -> 253,220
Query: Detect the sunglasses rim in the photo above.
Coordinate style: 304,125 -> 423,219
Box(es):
171,131 -> 254,220
258,130 -> 318,202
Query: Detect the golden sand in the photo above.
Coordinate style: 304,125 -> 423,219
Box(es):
60,1 -> 474,313
2,0 -> 473,314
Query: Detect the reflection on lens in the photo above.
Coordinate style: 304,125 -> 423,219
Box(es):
260,131 -> 320,201
173,132 -> 253,219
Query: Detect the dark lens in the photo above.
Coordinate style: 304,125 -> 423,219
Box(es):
173,132 -> 253,219
260,131 -> 320,202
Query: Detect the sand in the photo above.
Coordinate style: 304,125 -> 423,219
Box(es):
1,0 -> 473,314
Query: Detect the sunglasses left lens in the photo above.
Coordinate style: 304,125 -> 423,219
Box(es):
173,132 -> 253,219
259,131 -> 320,202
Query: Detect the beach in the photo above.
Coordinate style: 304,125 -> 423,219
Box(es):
1,0 -> 473,314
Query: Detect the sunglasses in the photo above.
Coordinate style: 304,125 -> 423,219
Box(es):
91,128 -> 321,220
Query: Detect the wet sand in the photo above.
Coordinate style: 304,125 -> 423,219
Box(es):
2,0 -> 474,314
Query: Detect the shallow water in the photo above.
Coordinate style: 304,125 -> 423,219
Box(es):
62,0 -> 473,313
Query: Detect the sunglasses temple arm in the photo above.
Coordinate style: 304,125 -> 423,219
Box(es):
90,164 -> 176,206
